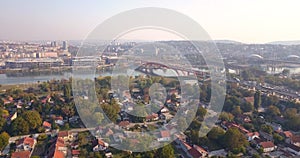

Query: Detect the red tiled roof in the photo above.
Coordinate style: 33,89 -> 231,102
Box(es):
146,113 -> 158,120
244,97 -> 254,104
182,140 -> 192,150
11,151 -> 31,158
17,137 -> 35,148
188,147 -> 202,158
56,137 -> 65,147
47,137 -> 66,158
291,135 -> 300,143
53,150 -> 65,158
283,131 -> 293,138
72,150 -> 80,155
160,130 -> 170,138
58,131 -> 69,138
193,145 -> 207,154
56,116 -> 63,120
97,139 -> 107,147
260,141 -> 275,148
118,121 -> 130,127
43,121 -> 51,128
247,132 -> 260,137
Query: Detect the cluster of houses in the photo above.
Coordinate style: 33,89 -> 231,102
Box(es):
175,134 -> 209,158
9,129 -> 114,158
11,137 -> 36,158
220,118 -> 300,157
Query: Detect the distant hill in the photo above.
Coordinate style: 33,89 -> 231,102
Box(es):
214,40 -> 243,44
267,40 -> 300,45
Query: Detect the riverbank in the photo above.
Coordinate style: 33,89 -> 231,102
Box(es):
0,82 -> 39,92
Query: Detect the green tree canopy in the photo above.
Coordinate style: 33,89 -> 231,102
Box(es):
158,144 -> 175,158
223,128 -> 248,151
11,117 -> 29,135
23,110 -> 42,130
207,127 -> 225,141
0,132 -> 9,151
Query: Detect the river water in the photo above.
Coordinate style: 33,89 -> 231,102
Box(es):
0,68 -> 187,85
0,71 -> 106,85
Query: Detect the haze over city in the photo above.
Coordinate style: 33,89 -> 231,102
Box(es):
1,1 -> 300,158
1,0 -> 300,43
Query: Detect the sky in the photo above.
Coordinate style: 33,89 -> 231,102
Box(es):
1,0 -> 300,43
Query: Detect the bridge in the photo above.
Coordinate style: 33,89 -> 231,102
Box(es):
134,61 -> 210,80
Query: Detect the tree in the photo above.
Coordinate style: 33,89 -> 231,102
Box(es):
260,124 -> 273,134
262,96 -> 279,107
219,112 -> 234,121
159,144 -> 174,158
23,111 -> 42,130
286,116 -> 300,131
273,133 -> 284,144
197,106 -> 207,121
267,105 -> 281,117
223,128 -> 248,151
231,106 -> 242,116
207,127 -> 225,141
0,132 -> 9,151
284,108 -> 297,119
254,91 -> 261,109
0,117 -> 6,131
63,83 -> 72,99
11,117 -> 29,135
241,102 -> 254,112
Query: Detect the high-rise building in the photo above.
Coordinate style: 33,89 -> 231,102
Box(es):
62,41 -> 68,50
51,41 -> 57,47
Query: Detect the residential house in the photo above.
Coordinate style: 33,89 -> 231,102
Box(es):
16,137 -> 36,151
71,142 -> 79,149
160,107 -> 169,113
55,116 -> 65,126
58,131 -> 73,142
237,115 -> 251,123
286,144 -> 300,156
258,141 -> 277,153
282,131 -> 293,139
72,150 -> 80,158
290,135 -> 300,147
118,121 -> 130,129
281,131 -> 293,143
208,149 -> 227,157
221,121 -> 249,133
105,152 -> 113,158
266,122 -> 282,132
157,130 -> 170,142
175,139 -> 207,158
43,121 -> 52,132
259,131 -> 274,141
246,132 -> 260,141
11,151 -> 31,158
145,113 -> 159,122
7,112 -> 17,124
92,138 -> 109,152
191,145 -> 208,157
47,137 -> 67,158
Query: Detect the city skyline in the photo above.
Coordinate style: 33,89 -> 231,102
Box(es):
1,0 -> 300,43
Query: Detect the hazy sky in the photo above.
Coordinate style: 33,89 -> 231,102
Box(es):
1,0 -> 300,43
